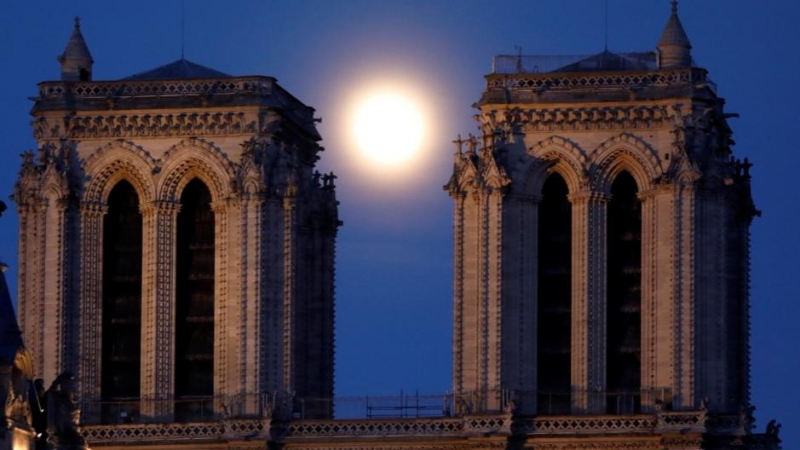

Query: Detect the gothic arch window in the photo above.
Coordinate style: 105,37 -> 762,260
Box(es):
606,171 -> 642,413
175,178 -> 215,420
537,173 -> 572,415
101,180 -> 142,407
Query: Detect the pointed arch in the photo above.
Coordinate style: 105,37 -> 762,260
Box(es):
40,166 -> 70,203
592,133 -> 662,194
513,136 -> 589,197
536,172 -> 572,415
237,154 -> 265,198
158,138 -> 236,203
83,140 -> 156,204
101,180 -> 143,404
605,171 -> 642,413
174,178 -> 215,419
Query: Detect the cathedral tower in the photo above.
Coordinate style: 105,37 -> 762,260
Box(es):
14,21 -> 339,423
447,1 -> 758,432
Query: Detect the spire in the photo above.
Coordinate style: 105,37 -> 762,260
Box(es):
657,0 -> 692,69
57,16 -> 94,81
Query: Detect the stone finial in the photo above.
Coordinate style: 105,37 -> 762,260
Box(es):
57,16 -> 94,81
657,0 -> 692,69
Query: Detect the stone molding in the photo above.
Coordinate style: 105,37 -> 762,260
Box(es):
478,105 -> 682,134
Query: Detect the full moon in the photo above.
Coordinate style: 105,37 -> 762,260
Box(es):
352,93 -> 424,166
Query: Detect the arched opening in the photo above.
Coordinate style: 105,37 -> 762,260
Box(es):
175,178 -> 215,421
536,173 -> 572,415
606,171 -> 642,413
101,180 -> 142,420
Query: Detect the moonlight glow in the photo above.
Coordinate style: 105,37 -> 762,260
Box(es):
353,93 -> 424,166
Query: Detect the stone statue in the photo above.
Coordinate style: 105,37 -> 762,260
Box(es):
766,419 -> 781,438
45,372 -> 85,449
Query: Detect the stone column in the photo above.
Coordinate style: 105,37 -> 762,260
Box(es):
77,203 -> 107,416
16,203 -> 42,382
241,195 -> 264,414
673,182 -> 696,410
569,191 -> 608,414
212,199 -> 231,405
140,201 -> 179,421
41,193 -> 67,385
483,188 -> 504,411
281,193 -> 297,394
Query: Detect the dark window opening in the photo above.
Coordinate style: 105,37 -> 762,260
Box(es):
101,181 -> 142,417
537,174 -> 572,415
606,171 -> 642,414
175,179 -> 215,421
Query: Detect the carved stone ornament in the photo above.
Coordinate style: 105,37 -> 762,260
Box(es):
32,110 -> 277,140
475,104 -> 683,134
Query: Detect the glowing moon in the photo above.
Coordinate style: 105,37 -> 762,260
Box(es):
352,93 -> 424,166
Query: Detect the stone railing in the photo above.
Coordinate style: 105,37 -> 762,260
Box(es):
81,419 -> 268,444
37,76 -> 277,100
80,411 -> 717,446
485,67 -> 716,94
280,417 -> 464,438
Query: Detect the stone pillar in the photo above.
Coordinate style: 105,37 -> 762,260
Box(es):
41,193 -> 67,385
452,186 -> 506,413
483,188 -> 504,411
16,203 -> 41,383
241,195 -> 264,414
77,203 -> 106,418
569,192 -> 608,414
452,192 -> 466,396
673,182 -> 696,410
140,201 -> 179,421
281,194 -> 297,394
212,200 -> 231,406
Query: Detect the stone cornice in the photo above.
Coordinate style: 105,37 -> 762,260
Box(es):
478,105 -> 681,134
32,111 -> 269,140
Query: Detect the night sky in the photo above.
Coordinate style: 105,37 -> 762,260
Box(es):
1,1 -> 798,446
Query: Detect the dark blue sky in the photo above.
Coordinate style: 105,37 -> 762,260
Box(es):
1,0 -> 798,446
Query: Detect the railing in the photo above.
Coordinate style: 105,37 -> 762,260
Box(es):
492,53 -> 659,74
78,388 -> 680,425
80,392 -> 278,425
37,76 -> 277,100
484,66 -> 717,98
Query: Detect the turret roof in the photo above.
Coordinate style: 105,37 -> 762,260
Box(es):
658,1 -> 692,49
60,16 -> 93,63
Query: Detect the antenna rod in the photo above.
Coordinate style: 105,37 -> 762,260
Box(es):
181,0 -> 185,59
604,0 -> 609,51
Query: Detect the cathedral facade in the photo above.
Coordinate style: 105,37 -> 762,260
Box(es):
2,3 -> 781,450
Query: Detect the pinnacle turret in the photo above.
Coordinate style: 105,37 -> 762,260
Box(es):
657,0 -> 692,69
57,16 -> 94,81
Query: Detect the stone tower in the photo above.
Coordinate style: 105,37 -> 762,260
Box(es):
13,20 -> 340,424
447,3 -> 770,447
